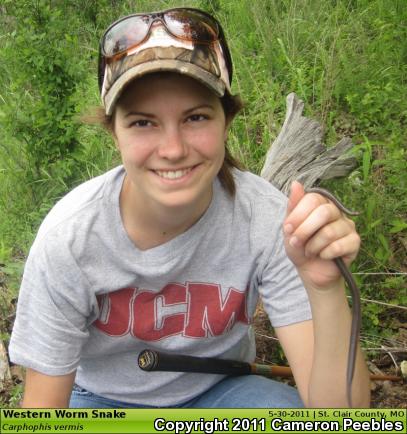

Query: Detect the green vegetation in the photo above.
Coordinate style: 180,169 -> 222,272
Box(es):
0,0 -> 405,406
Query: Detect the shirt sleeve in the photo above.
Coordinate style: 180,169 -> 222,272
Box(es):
9,232 -> 98,375
255,196 -> 312,328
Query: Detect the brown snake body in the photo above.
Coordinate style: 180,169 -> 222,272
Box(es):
306,187 -> 361,407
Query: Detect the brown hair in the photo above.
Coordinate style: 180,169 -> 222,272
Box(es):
218,93 -> 245,195
82,92 -> 245,196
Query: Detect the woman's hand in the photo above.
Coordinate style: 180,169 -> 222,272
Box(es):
283,181 -> 360,290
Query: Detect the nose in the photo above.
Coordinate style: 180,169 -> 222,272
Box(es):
156,127 -> 188,161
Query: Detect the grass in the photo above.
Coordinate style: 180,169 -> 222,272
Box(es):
0,0 -> 405,406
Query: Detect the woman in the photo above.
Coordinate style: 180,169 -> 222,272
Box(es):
9,7 -> 370,408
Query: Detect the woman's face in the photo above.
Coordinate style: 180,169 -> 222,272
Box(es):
114,73 -> 229,212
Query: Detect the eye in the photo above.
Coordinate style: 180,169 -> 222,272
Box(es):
186,113 -> 208,122
129,119 -> 153,128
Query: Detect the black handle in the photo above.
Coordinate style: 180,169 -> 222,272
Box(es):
138,349 -> 252,375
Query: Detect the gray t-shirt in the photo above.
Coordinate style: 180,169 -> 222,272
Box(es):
9,166 -> 311,406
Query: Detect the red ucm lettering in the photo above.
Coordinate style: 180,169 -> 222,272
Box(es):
94,282 -> 249,340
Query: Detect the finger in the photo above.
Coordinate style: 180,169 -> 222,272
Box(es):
284,189 -> 336,241
286,181 -> 305,217
287,202 -> 342,247
319,232 -> 361,263
284,181 -> 306,236
284,191 -> 330,236
303,219 -> 356,258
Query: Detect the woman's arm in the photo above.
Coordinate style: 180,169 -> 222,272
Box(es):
21,369 -> 76,408
279,181 -> 371,407
275,304 -> 370,407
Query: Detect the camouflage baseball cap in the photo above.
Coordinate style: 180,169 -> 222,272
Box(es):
100,25 -> 232,115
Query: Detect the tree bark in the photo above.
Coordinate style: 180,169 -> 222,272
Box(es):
260,93 -> 357,195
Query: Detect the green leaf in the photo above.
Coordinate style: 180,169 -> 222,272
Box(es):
389,219 -> 407,234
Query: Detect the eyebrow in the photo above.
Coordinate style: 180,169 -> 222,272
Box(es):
124,104 -> 215,118
124,111 -> 155,119
184,104 -> 215,114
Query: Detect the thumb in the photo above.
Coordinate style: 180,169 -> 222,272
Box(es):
286,180 -> 305,217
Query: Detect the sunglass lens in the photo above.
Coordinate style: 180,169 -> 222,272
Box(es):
165,10 -> 218,42
103,15 -> 150,56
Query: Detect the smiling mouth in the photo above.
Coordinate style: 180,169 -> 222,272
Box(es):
154,167 -> 195,180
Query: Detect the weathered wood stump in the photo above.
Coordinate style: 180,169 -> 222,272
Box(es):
260,92 -> 357,194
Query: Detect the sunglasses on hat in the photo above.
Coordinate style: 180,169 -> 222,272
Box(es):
98,7 -> 233,92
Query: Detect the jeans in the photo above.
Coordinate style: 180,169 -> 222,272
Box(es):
69,375 -> 303,408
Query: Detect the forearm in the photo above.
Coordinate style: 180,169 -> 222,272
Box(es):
306,279 -> 370,408
22,369 -> 75,408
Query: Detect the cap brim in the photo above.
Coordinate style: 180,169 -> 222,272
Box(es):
104,59 -> 226,115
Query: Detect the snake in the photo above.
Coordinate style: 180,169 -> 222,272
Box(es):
305,187 -> 361,407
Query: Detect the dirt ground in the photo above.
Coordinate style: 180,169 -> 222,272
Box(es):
254,306 -> 407,409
